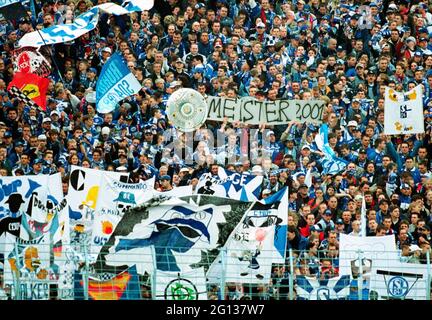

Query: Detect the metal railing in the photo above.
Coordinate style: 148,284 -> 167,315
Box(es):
1,243 -> 431,300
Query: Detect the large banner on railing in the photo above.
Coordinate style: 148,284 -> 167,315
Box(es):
3,233 -> 56,300
90,176 -> 155,255
369,261 -> 429,300
96,195 -> 252,275
206,96 -> 325,124
339,234 -> 398,279
67,166 -> 128,236
207,188 -> 288,284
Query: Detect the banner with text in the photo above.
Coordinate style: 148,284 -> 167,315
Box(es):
206,96 -> 325,125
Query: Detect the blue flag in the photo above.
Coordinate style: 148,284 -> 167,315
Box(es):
96,52 -> 142,113
0,0 -> 20,9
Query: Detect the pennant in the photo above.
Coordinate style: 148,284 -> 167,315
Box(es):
7,72 -> 49,110
96,52 -> 142,113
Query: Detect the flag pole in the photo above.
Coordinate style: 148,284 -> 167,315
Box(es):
23,11 -> 65,84
361,194 -> 367,237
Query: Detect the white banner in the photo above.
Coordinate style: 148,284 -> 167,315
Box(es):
155,268 -> 208,300
207,188 -> 289,284
369,262 -> 428,300
384,85 -> 424,135
206,96 -> 325,124
339,234 -> 398,280
90,176 -> 155,255
67,166 -> 127,236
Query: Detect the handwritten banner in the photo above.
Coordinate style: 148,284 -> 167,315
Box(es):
206,96 -> 325,125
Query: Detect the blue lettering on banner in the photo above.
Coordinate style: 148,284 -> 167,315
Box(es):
0,180 -> 22,202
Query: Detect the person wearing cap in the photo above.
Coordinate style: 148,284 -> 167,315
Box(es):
158,175 -> 173,192
316,209 -> 336,234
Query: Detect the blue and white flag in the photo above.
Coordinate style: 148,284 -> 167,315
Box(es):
99,196 -> 245,275
19,7 -> 100,47
196,167 -> 263,201
296,275 -> 351,300
18,1 -> 155,48
96,52 -> 142,113
0,0 -> 20,9
314,124 -> 348,175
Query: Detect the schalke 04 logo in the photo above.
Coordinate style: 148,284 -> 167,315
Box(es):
164,278 -> 198,300
387,276 -> 409,298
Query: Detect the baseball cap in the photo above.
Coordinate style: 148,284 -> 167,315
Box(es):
358,147 -> 367,154
336,218 -> 344,225
116,165 -> 128,172
179,167 -> 189,173
347,120 -> 358,127
324,209 -> 332,216
160,175 -> 171,181
401,183 -> 411,189
262,189 -> 272,195
88,67 -> 97,73
257,22 -> 266,28
379,199 -> 390,205
33,158 -> 43,164
50,110 -> 59,117
299,183 -> 308,189
101,127 -> 110,135
37,134 -> 47,141
195,2 -> 205,9
252,165 -> 263,174
310,225 -> 322,232
102,47 -> 112,54
42,117 -> 51,123
301,145 -> 311,150
414,51 -> 423,57
419,37 -> 428,42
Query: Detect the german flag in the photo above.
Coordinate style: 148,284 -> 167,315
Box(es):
7,72 -> 49,110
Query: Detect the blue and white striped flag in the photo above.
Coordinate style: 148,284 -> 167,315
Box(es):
0,0 -> 20,9
18,1 -> 155,48
314,124 -> 348,175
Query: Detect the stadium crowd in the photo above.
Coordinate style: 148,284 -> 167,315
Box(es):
0,0 -> 432,298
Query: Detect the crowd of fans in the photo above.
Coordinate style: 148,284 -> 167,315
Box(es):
1,0 -> 432,298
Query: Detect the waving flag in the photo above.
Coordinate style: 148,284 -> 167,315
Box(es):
18,1 -> 155,48
7,72 -> 49,110
0,0 -> 26,20
296,275 -> 351,300
96,52 -> 142,113
314,124 -> 348,175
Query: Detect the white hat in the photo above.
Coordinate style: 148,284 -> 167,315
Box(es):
409,244 -> 422,252
257,21 -> 266,28
116,166 -> 127,172
102,47 -> 112,54
347,120 -> 358,127
50,110 -> 59,116
252,165 -> 263,173
37,134 -> 47,140
262,189 -> 272,195
101,127 -> 110,135
266,130 -> 275,137
301,145 -> 311,150
180,167 -> 189,173
388,3 -> 398,10
42,117 -> 51,123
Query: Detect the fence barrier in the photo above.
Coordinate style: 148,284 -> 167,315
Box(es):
1,243 -> 431,300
